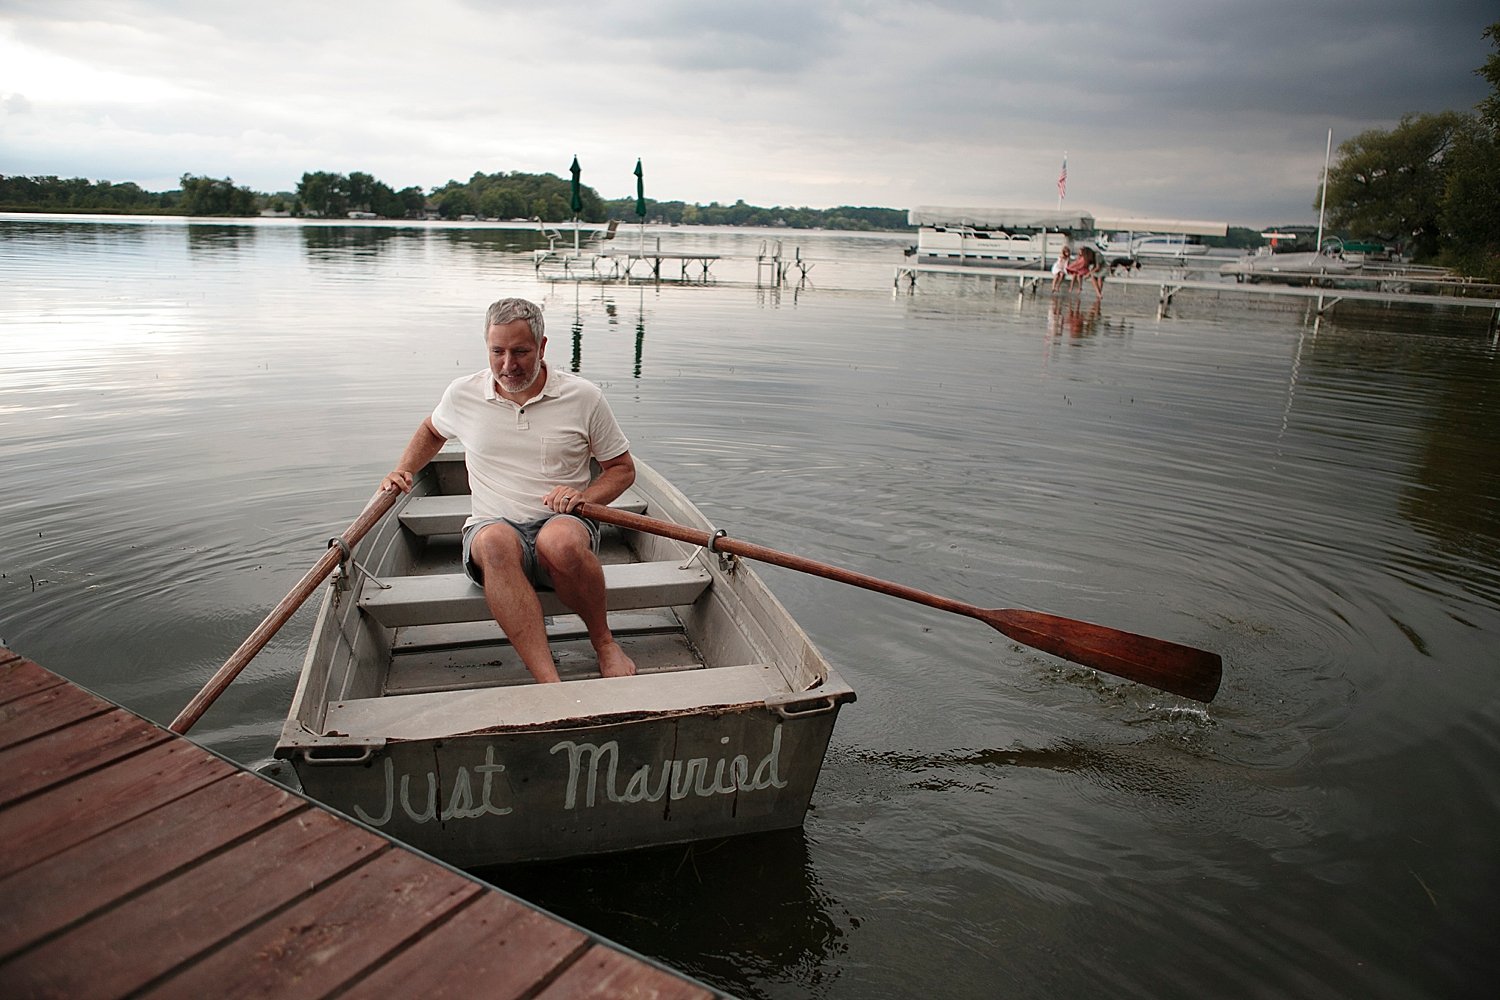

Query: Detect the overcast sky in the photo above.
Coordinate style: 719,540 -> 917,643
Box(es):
1,1 -> 1492,227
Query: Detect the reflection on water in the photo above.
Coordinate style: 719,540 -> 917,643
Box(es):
636,313 -> 648,378
481,829 -> 851,998
299,223 -> 407,259
186,222 -> 255,255
436,224 -> 552,256
3,214 -> 1499,1000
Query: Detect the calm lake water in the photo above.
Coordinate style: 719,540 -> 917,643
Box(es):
3,214 -> 1498,999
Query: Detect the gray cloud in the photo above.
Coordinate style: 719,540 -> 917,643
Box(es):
0,0 -> 1492,225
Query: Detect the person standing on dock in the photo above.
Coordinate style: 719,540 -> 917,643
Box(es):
380,297 -> 638,683
1080,245 -> 1106,300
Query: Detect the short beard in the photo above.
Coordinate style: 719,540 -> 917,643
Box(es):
498,362 -> 543,395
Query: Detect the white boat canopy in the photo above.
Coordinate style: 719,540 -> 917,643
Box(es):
1093,217 -> 1228,237
908,206 -> 1095,231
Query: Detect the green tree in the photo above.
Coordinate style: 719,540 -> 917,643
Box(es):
1438,21 -> 1500,281
178,174 -> 256,216
1439,123 -> 1500,279
437,187 -> 475,219
397,185 -> 428,217
1323,111 -> 1467,261
346,171 -> 380,212
296,171 -> 348,218
1477,21 -> 1500,128
1321,21 -> 1500,278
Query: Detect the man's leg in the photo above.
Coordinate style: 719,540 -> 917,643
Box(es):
468,523 -> 562,683
535,517 -> 637,678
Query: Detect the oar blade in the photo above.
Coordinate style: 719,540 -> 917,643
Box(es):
981,608 -> 1222,703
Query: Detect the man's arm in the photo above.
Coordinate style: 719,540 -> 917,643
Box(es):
544,450 -> 636,513
381,417 -> 448,493
588,451 -> 636,504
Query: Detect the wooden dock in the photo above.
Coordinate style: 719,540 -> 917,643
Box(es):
894,261 -> 1500,328
533,248 -> 721,281
0,646 -> 725,1000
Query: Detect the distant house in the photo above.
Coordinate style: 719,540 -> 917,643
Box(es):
348,210 -> 377,220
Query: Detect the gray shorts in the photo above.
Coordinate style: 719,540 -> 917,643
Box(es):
461,514 -> 601,589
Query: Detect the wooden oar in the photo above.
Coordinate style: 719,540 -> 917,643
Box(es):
169,487 -> 401,735
577,501 -> 1222,703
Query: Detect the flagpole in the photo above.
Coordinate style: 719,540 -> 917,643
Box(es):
1315,129 -> 1332,252
1056,151 -> 1066,211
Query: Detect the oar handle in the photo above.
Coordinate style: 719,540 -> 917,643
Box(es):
169,487 -> 400,735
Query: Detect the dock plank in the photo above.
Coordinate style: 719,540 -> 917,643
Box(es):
0,680 -> 112,750
348,894 -> 589,997
0,741 -> 233,879
137,849 -> 483,1000
0,648 -> 728,999
0,656 -> 65,706
0,811 -> 387,997
0,773 -> 305,956
538,944 -> 717,999
0,707 -> 171,808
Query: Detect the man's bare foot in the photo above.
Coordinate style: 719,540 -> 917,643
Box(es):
596,640 -> 637,678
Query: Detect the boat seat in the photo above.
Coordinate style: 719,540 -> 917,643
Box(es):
359,560 -> 711,628
398,490 -> 648,536
324,663 -> 782,740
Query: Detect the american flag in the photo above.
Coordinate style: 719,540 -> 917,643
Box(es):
1057,155 -> 1067,200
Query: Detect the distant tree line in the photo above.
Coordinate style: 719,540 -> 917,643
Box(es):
1,168 -> 914,230
1322,21 -> 1499,280
426,170 -> 606,222
0,172 -> 264,216
597,197 -> 909,231
2,174 -> 158,214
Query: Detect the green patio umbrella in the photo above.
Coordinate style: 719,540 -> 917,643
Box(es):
569,155 -> 582,250
634,158 -> 647,251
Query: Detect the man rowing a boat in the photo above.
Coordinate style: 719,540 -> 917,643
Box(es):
380,296 -> 638,683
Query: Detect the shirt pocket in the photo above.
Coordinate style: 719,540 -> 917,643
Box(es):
540,433 -> 589,478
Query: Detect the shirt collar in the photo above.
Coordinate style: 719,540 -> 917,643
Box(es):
485,361 -> 559,405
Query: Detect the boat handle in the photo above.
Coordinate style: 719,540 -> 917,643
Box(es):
770,696 -> 838,719
300,745 -> 379,766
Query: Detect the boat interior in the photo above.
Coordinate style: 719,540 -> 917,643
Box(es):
366,492 -> 706,695
280,452 -> 846,748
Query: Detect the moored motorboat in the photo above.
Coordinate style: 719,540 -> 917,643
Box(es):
1097,233 -> 1211,264
274,447 -> 855,867
1220,236 -> 1361,285
1092,217 -> 1228,268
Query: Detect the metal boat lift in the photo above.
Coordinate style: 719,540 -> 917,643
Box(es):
894,260 -> 1500,332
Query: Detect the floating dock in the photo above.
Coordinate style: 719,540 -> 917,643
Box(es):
535,247 -> 722,281
895,261 -> 1500,329
532,238 -> 813,287
0,646 -> 724,999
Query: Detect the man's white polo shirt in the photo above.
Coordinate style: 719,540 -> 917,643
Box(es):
430,364 -> 629,527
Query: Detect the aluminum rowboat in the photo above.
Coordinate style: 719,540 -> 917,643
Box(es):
275,448 -> 855,867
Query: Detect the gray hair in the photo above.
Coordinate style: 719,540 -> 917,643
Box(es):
485,297 -> 545,343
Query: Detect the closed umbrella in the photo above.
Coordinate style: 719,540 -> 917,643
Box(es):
569,155 -> 582,250
634,158 -> 646,250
